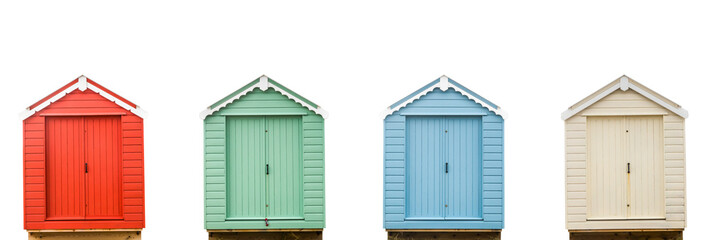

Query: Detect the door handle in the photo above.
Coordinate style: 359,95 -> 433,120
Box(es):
627,163 -> 630,174
445,163 -> 449,173
266,164 -> 269,175
85,163 -> 88,173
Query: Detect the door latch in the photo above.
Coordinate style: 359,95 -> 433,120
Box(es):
85,163 -> 88,173
445,163 -> 449,173
265,218 -> 269,226
266,164 -> 269,175
627,163 -> 630,173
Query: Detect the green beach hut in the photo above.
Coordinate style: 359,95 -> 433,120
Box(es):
201,75 -> 326,235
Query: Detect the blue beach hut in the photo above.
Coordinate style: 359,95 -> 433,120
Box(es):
382,76 -> 506,231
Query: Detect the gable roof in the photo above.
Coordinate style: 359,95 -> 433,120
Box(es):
199,75 -> 328,119
561,75 -> 688,120
20,75 -> 147,120
381,75 -> 507,119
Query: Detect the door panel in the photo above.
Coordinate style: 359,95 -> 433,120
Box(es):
46,117 -> 86,220
226,117 -> 266,219
627,116 -> 665,218
446,117 -> 481,219
265,116 -> 303,219
406,117 -> 445,219
85,116 -> 123,219
587,117 -> 627,219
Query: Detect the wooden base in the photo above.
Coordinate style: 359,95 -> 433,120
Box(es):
387,230 -> 501,240
208,230 -> 322,240
569,230 -> 683,240
28,230 -> 141,240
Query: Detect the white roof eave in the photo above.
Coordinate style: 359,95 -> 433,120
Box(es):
381,76 -> 507,119
19,76 -> 147,120
561,77 -> 688,120
200,76 -> 328,120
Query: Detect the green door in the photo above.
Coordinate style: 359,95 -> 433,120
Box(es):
226,116 -> 303,221
266,116 -> 303,219
226,117 -> 266,220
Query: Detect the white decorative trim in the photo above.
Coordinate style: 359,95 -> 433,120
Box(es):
19,76 -> 146,120
258,75 -> 269,91
199,76 -> 328,119
561,80 -> 688,120
438,75 -> 450,90
381,76 -> 507,119
619,76 -> 630,91
78,75 -> 88,91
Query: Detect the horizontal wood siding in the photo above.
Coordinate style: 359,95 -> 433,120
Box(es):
384,88 -> 503,229
24,89 -> 144,230
566,89 -> 685,230
205,88 -> 325,229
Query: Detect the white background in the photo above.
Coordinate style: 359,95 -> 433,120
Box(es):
1,1 -> 708,239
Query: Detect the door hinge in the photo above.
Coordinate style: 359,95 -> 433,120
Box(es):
266,164 -> 269,175
85,163 -> 88,173
265,218 -> 269,226
445,163 -> 448,173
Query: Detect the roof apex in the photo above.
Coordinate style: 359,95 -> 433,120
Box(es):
382,76 -> 507,119
561,75 -> 688,120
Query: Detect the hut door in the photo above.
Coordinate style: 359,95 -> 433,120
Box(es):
265,116 -> 303,219
405,116 -> 482,220
626,116 -> 664,219
406,116 -> 445,219
226,117 -> 266,220
587,116 -> 665,219
46,117 -> 86,220
445,117 -> 481,219
226,116 -> 303,220
84,116 -> 123,219
46,116 -> 122,220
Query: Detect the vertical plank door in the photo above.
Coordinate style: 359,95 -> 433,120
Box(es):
445,116 -> 481,220
45,117 -> 86,220
405,116 -> 445,220
265,116 -> 303,219
627,116 -> 665,219
85,116 -> 123,219
587,116 -> 627,219
226,117 -> 266,220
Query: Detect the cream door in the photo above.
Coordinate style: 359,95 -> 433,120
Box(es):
587,117 -> 627,219
627,116 -> 665,219
587,116 -> 665,220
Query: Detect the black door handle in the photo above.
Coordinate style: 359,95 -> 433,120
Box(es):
627,163 -> 630,173
445,163 -> 448,173
266,164 -> 269,175
85,163 -> 88,173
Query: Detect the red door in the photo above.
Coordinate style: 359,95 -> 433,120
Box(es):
46,117 -> 86,220
46,116 -> 123,220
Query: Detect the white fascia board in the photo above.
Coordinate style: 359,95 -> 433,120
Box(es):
199,79 -> 328,119
381,78 -> 507,119
629,83 -> 688,118
561,81 -> 688,120
561,83 -> 620,120
20,80 -> 146,120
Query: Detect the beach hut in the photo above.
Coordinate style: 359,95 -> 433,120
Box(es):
382,76 -> 505,238
21,76 -> 145,239
562,76 -> 687,239
201,75 -> 326,239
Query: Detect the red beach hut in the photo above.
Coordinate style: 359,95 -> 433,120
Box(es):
21,76 -> 145,238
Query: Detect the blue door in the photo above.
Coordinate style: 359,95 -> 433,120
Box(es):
446,117 -> 482,219
405,116 -> 481,220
